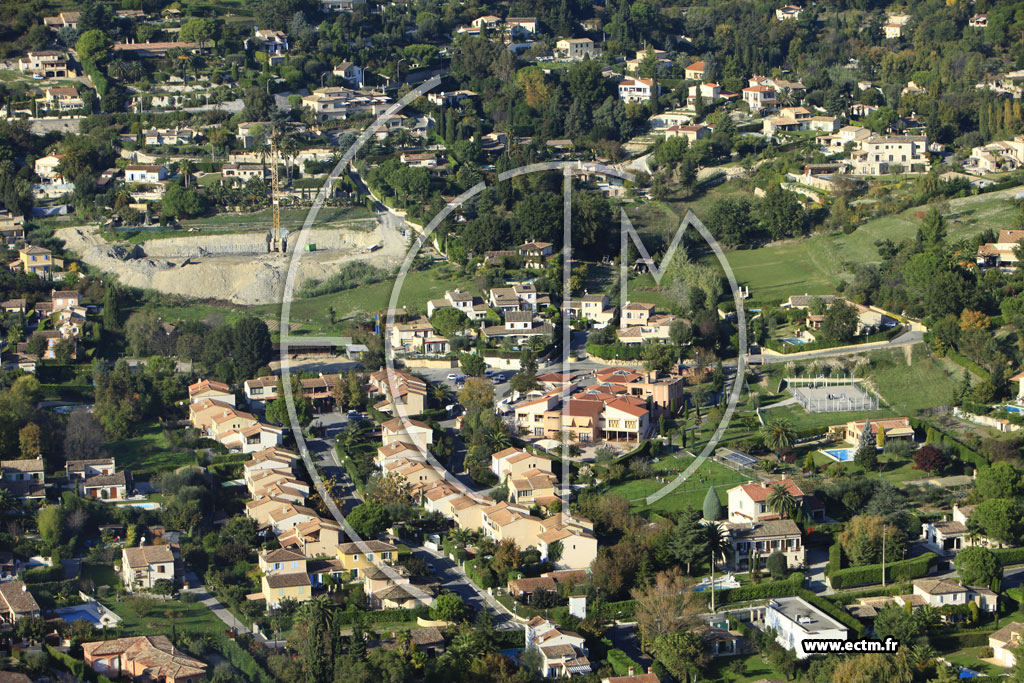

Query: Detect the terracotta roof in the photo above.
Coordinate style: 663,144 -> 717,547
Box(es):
265,572 -> 311,589
123,545 -> 174,568
338,540 -> 397,554
0,580 -> 40,615
734,479 -> 804,502
83,635 -> 206,680
261,548 -> 306,563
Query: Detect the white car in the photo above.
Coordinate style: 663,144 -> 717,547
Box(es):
447,373 -> 458,380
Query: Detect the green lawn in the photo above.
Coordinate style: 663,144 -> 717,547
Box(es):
99,594 -> 228,638
178,205 -> 372,231
109,423 -> 197,478
702,652 -> 788,682
697,186 -> 1024,304
82,562 -> 122,591
943,645 -> 1004,677
867,346 -> 959,414
810,449 -> 921,483
253,264 -> 478,331
609,453 -> 751,514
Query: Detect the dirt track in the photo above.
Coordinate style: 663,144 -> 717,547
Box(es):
57,222 -> 407,305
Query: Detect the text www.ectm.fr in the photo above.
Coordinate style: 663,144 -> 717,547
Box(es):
802,638 -> 900,655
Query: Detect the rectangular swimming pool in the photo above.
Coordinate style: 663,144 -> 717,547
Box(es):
1000,405 -> 1024,414
56,607 -> 102,625
822,448 -> 856,462
781,337 -> 809,345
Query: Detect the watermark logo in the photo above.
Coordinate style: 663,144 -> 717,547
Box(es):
276,78 -> 745,613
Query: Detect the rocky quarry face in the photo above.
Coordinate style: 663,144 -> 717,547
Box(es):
58,224 -> 402,306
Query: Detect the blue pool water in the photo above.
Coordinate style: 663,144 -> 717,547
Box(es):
823,448 -> 856,462
781,337 -> 809,345
1000,405 -> 1024,414
118,502 -> 159,510
693,584 -> 729,592
57,607 -> 102,625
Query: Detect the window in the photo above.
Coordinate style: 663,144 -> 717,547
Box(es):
291,561 -> 297,569
158,565 -> 165,573
279,588 -> 284,596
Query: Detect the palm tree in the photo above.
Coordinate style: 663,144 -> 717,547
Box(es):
485,425 -> 511,452
177,158 -> 194,189
430,383 -> 450,408
760,418 -> 795,455
0,488 -> 16,516
766,482 -> 797,519
107,59 -> 130,81
279,134 -> 301,184
777,87 -> 796,107
125,61 -> 144,83
704,521 -> 730,612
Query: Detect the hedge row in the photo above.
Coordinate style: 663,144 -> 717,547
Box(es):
824,583 -> 913,606
45,645 -> 115,683
828,540 -> 842,575
764,325 -> 904,355
585,342 -> 645,361
607,649 -> 640,676
928,630 -> 993,651
827,552 -> 937,590
23,564 -> 65,583
211,635 -> 275,683
911,419 -> 986,471
333,606 -> 426,625
717,572 -> 805,605
991,547 -> 1024,566
944,349 -> 990,379
796,589 -> 866,638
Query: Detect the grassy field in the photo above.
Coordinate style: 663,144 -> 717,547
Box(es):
809,449 -> 922,483
109,423 -> 197,478
710,186 -> 1023,304
253,263 -> 478,331
99,593 -> 228,638
609,452 -> 752,514
702,652 -> 788,682
179,205 -> 373,231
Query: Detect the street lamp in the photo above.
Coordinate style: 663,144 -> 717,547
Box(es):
396,58 -> 408,87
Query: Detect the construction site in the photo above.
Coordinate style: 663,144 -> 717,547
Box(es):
57,216 -> 407,305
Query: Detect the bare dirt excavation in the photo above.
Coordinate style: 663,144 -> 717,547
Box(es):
57,220 -> 407,305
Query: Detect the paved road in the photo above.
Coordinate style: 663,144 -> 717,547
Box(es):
412,546 -> 518,629
183,584 -> 254,637
304,406 -> 517,627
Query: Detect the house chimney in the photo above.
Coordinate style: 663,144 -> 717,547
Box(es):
627,667 -> 635,677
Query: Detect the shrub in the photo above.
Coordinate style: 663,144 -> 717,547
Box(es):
716,572 -> 804,604
827,553 -> 937,590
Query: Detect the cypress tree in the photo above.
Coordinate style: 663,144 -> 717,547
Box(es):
703,487 -> 724,521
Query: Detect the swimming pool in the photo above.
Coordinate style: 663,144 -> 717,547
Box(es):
56,606 -> 102,625
781,337 -> 809,345
118,502 -> 160,510
822,448 -> 856,462
1000,405 -> 1024,414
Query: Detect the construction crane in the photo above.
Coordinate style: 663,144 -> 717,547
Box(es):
268,138 -> 285,253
